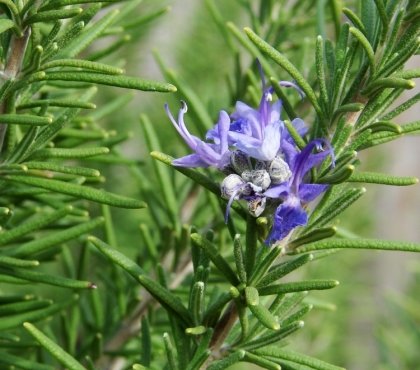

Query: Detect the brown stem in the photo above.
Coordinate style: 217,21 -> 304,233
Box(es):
0,27 -> 31,154
209,301 -> 238,350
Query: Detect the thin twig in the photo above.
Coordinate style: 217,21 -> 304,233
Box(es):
0,27 -> 31,154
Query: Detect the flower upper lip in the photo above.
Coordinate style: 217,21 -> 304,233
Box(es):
165,101 -> 231,170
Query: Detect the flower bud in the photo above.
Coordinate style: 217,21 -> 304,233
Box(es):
250,170 -> 271,190
268,156 -> 292,184
230,150 -> 251,174
221,174 -> 246,200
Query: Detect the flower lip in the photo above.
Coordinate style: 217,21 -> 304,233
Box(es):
165,102 -> 231,169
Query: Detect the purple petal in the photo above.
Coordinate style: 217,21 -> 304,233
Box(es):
291,118 -> 308,136
217,110 -> 230,153
291,139 -> 334,189
231,101 -> 263,140
265,196 -> 308,245
233,121 -> 282,161
195,142 -> 220,165
280,138 -> 299,169
259,121 -> 282,160
173,154 -> 208,167
205,124 -> 220,144
298,183 -> 328,202
229,131 -> 261,150
269,100 -> 282,124
263,184 -> 290,198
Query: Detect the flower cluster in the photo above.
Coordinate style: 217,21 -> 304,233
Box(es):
165,73 -> 333,245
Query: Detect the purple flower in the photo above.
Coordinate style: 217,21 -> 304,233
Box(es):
164,62 -> 334,246
165,101 -> 231,170
264,139 -> 334,245
228,96 -> 283,161
207,68 -> 290,162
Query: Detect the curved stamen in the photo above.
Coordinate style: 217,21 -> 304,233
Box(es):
279,80 -> 305,99
165,102 -> 197,150
225,186 -> 242,223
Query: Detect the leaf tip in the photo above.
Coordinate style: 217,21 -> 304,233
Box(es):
87,235 -> 97,243
243,26 -> 252,34
23,322 -> 32,330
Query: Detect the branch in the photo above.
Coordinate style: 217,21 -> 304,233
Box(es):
0,27 -> 31,153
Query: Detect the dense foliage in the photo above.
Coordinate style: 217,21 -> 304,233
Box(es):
0,1 -> 418,370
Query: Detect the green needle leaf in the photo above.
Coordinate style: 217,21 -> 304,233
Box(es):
0,256 -> 39,267
9,217 -> 104,258
0,206 -> 72,246
23,162 -> 100,177
315,35 -> 329,112
17,99 -> 96,110
254,347 -> 345,370
234,234 -> 247,284
25,8 -> 83,25
0,266 -> 95,289
292,239 -> 420,254
258,280 -> 339,296
37,71 -> 176,92
257,254 -> 314,288
248,302 -> 280,331
0,296 -> 77,331
0,351 -> 55,370
191,233 -> 239,286
362,120 -> 402,134
343,7 -> 366,34
0,299 -> 51,316
243,351 -> 281,369
56,9 -> 118,58
349,27 -> 376,74
88,237 -> 192,326
241,321 -> 304,351
363,77 -> 415,96
347,172 -> 418,186
23,322 -> 87,370
31,147 -> 109,159
41,59 -> 124,75
0,19 -> 16,34
207,350 -> 245,370
289,227 -> 337,249
244,27 -> 323,119
0,114 -> 52,126
5,175 -> 146,208
163,333 -> 178,370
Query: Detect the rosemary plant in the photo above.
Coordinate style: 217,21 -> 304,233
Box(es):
0,1 -> 418,370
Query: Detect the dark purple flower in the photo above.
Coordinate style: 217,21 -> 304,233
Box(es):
165,101 -> 231,170
264,139 -> 334,244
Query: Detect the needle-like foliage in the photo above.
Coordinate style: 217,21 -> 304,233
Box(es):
0,1 -> 418,370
